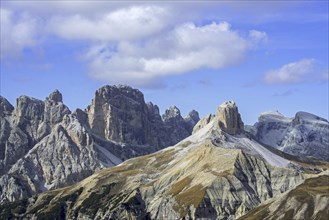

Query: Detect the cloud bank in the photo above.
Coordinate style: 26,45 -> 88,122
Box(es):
0,8 -> 39,59
47,6 -> 170,41
83,22 -> 252,87
264,59 -> 324,84
1,3 -> 269,87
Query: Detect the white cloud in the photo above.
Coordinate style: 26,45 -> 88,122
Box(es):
264,59 -> 317,84
0,8 -> 39,59
47,6 -> 169,41
84,22 -> 252,87
1,3 -> 269,88
249,30 -> 268,43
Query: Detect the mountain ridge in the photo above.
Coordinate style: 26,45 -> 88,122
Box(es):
247,110 -> 329,162
0,95 -> 313,219
0,85 -> 200,204
0,84 -> 328,219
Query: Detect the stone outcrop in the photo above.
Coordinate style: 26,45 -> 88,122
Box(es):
216,100 -> 244,135
184,110 -> 200,133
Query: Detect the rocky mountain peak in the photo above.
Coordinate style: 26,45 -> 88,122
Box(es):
87,85 -> 148,143
162,106 -> 181,121
47,89 -> 62,103
146,102 -> 160,115
162,105 -> 199,145
184,109 -> 200,133
293,111 -> 328,125
94,85 -> 145,105
0,96 -> 14,117
186,109 -> 199,121
259,110 -> 288,122
216,100 -> 244,135
15,95 -> 45,123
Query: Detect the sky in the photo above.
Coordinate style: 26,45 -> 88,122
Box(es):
0,1 -> 328,125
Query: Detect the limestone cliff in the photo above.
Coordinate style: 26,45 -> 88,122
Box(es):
0,85 -> 199,204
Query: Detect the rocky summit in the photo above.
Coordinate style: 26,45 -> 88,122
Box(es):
216,101 -> 244,135
0,86 -> 328,220
0,85 -> 199,204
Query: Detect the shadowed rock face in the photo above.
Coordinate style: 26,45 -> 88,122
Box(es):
184,110 -> 200,133
0,85 -> 199,204
216,101 -> 244,135
0,96 -> 14,117
162,106 -> 198,145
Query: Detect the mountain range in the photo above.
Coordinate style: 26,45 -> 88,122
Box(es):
0,85 -> 328,219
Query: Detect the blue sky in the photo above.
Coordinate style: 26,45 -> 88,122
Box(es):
1,1 -> 328,125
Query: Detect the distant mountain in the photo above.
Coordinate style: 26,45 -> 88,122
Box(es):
0,85 -> 199,204
0,100 -> 307,219
246,111 -> 329,162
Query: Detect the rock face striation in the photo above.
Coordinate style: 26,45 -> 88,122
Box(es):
0,85 -> 199,204
239,175 -> 329,220
247,111 -> 329,162
0,101 -> 307,220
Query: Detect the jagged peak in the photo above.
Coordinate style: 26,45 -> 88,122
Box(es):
219,100 -> 236,108
146,102 -> 160,115
94,84 -> 144,103
16,95 -> 44,109
162,105 -> 181,121
185,109 -> 200,121
0,96 -> 14,116
47,89 -> 62,103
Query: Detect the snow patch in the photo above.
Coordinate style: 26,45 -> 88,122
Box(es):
259,111 -> 292,123
225,135 -> 291,167
184,119 -> 216,143
94,144 -> 122,167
